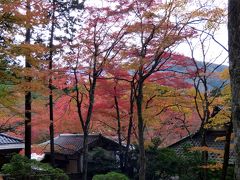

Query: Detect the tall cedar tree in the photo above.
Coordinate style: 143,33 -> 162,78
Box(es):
48,0 -> 56,167
228,0 -> 240,179
47,0 -> 86,166
23,0 -> 49,159
1,0 -> 51,158
25,0 -> 32,159
0,0 -> 49,158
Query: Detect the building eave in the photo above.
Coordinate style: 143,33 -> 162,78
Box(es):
0,143 -> 24,150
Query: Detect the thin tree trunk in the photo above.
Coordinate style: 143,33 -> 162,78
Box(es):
82,75 -> 97,180
202,76 -> 210,180
228,0 -> 240,179
82,129 -> 89,180
73,67 -> 97,180
48,0 -> 56,167
114,90 -> 124,171
221,121 -> 233,180
136,80 -> 146,180
200,128 -> 208,180
124,84 -> 134,173
24,0 -> 31,159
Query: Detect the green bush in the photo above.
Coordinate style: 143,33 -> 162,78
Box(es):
92,172 -> 129,180
146,146 -> 180,179
1,154 -> 68,180
88,147 -> 118,177
177,144 -> 202,180
149,144 -> 234,180
143,142 -> 204,180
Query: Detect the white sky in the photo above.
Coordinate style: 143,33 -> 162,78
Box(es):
86,0 -> 228,65
164,0 -> 228,65
175,24 -> 228,65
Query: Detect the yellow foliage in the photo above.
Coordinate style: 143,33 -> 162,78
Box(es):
190,146 -> 224,157
214,134 -> 234,145
214,136 -> 226,142
201,162 -> 223,170
219,68 -> 230,80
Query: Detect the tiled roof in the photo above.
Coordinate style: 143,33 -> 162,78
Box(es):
43,134 -> 121,155
0,133 -> 24,150
0,133 -> 23,144
168,130 -> 235,164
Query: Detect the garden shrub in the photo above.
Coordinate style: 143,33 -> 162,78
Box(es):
1,154 -> 68,180
92,172 -> 129,180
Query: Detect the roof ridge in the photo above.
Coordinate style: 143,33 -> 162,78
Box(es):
167,130 -> 200,147
59,133 -> 100,137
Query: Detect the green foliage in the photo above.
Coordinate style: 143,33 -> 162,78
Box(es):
206,167 -> 234,180
88,147 -> 118,176
145,144 -> 234,180
146,147 -> 180,180
128,143 -> 234,180
92,172 -> 129,180
1,154 -> 68,180
176,144 -> 202,180
178,144 -> 234,180
145,143 -> 204,180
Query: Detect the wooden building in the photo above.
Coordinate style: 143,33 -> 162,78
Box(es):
0,133 -> 24,167
168,130 -> 235,164
42,134 -> 124,174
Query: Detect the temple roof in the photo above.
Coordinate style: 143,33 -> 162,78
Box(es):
42,134 -> 124,155
0,133 -> 24,150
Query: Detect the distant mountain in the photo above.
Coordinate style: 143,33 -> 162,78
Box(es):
196,61 -> 228,90
170,60 -> 228,90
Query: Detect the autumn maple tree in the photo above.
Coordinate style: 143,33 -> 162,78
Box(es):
113,0 -> 226,178
94,78 -> 130,171
60,3 -> 129,179
207,69 -> 232,180
185,20 -> 228,178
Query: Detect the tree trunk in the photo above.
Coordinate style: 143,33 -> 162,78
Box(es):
48,0 -> 56,167
114,92 -> 124,171
24,0 -> 31,159
221,121 -> 233,180
73,68 -> 97,180
82,75 -> 97,180
25,91 -> 31,159
82,130 -> 89,180
200,128 -> 208,180
228,0 -> 240,179
136,80 -> 146,180
124,114 -> 133,172
124,84 -> 134,174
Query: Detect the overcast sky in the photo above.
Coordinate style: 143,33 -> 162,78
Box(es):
175,24 -> 228,65
85,0 -> 228,65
